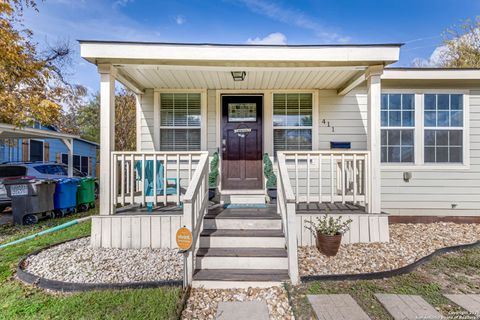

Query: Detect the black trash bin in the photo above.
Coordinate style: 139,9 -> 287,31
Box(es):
3,177 -> 56,225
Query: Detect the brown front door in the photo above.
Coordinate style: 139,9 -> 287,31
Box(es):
221,95 -> 263,190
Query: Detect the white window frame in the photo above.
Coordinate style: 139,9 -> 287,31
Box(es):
29,139 -> 44,162
271,91 -> 317,155
380,93 -> 416,164
381,89 -> 469,171
154,89 -> 207,151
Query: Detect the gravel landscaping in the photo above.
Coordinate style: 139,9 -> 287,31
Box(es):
181,287 -> 294,320
299,222 -> 480,276
23,237 -> 183,284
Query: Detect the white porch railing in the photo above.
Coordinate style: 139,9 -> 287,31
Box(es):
278,151 -> 370,207
182,152 -> 209,285
277,150 -> 371,284
111,151 -> 207,209
277,152 -> 299,285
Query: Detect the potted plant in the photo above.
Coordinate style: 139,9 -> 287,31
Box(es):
263,153 -> 277,202
208,152 -> 219,201
305,214 -> 352,256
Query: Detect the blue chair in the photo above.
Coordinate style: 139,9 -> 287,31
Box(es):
135,160 -> 178,197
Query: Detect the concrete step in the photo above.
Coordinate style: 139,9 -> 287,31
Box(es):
192,269 -> 289,289
221,194 -> 266,204
195,248 -> 288,269
199,229 -> 285,248
203,218 -> 282,230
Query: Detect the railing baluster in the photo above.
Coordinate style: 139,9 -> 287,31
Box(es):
176,154 -> 180,206
112,154 -> 117,211
306,153 -> 310,204
164,155 -> 168,206
353,154 -> 357,204
153,154 -> 157,207
330,154 -> 334,204
341,153 -> 345,204
130,155 -> 135,205
318,153 -> 322,204
141,153 -> 146,207
121,154 -> 125,206
295,154 -> 299,203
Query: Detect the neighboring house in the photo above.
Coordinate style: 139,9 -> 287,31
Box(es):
80,41 -> 480,287
0,123 -> 98,176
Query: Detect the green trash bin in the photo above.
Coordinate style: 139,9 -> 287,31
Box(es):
77,177 -> 96,212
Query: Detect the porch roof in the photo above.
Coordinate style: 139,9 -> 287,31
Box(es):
80,41 -> 402,94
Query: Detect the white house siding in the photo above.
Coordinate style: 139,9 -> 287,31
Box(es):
139,88 -> 155,151
318,89 -> 367,151
380,89 -> 480,216
137,86 -> 480,216
207,89 -> 217,154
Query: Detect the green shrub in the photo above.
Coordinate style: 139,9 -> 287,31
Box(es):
305,214 -> 352,236
263,153 -> 277,189
208,152 -> 219,188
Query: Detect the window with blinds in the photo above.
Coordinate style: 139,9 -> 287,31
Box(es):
159,93 -> 201,151
273,93 -> 313,155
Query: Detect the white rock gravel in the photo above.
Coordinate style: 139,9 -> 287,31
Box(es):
299,223 -> 480,276
23,237 -> 182,283
181,287 -> 294,320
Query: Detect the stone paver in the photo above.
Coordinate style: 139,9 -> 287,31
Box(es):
215,301 -> 270,320
444,294 -> 480,315
307,294 -> 371,320
375,294 -> 443,320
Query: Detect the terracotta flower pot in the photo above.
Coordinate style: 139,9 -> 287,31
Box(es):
316,232 -> 342,257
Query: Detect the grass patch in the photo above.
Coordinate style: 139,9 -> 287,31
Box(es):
293,247 -> 480,320
0,209 -> 181,320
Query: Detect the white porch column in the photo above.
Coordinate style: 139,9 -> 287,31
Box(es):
366,65 -> 383,214
98,64 -> 116,215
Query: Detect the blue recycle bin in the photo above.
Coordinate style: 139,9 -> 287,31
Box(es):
53,178 -> 80,217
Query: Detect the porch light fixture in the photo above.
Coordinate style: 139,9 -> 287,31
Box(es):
231,71 -> 246,81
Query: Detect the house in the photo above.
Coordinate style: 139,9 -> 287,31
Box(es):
80,41 -> 480,288
0,123 -> 98,176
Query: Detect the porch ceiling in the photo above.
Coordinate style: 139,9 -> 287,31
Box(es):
117,65 -> 364,90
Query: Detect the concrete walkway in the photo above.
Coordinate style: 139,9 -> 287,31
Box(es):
307,294 -> 371,320
444,294 -> 480,315
215,301 -> 270,320
375,294 -> 442,320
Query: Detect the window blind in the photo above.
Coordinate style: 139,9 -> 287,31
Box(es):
272,93 -> 313,155
159,93 -> 202,151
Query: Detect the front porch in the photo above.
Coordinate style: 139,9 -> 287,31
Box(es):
81,42 -> 400,287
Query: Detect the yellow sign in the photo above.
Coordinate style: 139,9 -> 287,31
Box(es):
176,227 -> 193,251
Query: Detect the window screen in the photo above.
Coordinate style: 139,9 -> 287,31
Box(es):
160,93 -> 201,151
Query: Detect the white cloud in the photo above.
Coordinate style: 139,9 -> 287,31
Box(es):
174,15 -> 186,25
113,0 -> 133,8
246,32 -> 287,45
233,0 -> 350,43
411,45 -> 446,67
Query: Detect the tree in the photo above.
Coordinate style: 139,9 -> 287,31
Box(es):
75,89 -> 136,151
440,17 -> 480,68
0,0 -> 85,127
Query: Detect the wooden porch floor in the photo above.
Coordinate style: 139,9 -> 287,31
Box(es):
113,202 -> 368,216
296,202 -> 367,214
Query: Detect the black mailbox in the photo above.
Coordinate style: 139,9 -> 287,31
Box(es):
330,141 -> 351,149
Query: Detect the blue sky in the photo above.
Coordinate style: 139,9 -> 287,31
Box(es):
22,0 -> 479,94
